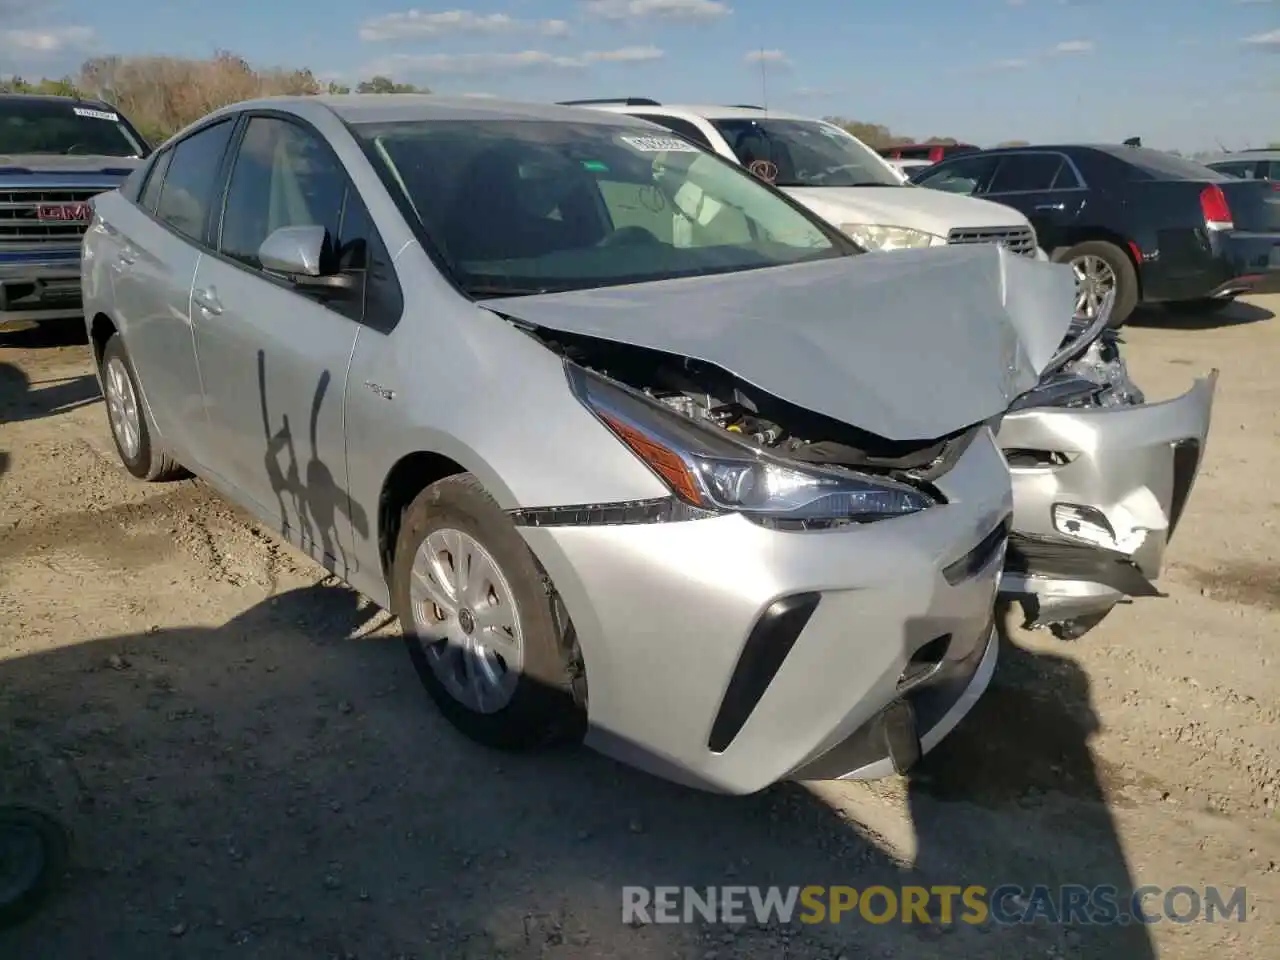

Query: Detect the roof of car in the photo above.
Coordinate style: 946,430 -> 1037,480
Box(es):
577,102 -> 816,123
212,94 -> 653,127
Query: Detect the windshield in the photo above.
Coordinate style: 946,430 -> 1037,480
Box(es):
707,118 -> 904,188
355,119 -> 847,297
0,99 -> 145,157
1116,148 -> 1228,182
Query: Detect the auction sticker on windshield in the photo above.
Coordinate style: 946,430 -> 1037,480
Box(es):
620,135 -> 700,153
73,107 -> 120,121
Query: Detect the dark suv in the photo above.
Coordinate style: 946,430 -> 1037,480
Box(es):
911,144 -> 1280,326
1,94 -> 150,327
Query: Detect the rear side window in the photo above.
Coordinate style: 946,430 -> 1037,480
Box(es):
632,114 -> 714,151
987,153 -> 1065,193
155,119 -> 236,242
138,150 -> 172,213
1266,161 -> 1280,182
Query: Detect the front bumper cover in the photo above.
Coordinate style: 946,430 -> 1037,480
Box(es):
0,248 -> 84,324
997,371 -> 1217,627
517,428 -> 1014,795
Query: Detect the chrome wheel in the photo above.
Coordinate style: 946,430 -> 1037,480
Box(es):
104,355 -> 140,460
409,527 -> 524,714
1071,254 -> 1116,319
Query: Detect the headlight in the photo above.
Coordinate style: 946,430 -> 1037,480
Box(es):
568,365 -> 935,524
840,224 -> 939,251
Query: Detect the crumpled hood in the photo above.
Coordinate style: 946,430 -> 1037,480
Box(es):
0,154 -> 141,176
781,185 -> 1033,237
485,243 -> 1077,441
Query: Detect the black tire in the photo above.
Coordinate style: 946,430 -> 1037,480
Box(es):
390,474 -> 586,751
1164,297 -> 1234,315
99,334 -> 188,482
1052,240 -> 1139,329
0,805 -> 70,929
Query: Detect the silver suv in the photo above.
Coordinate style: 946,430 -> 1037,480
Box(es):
82,95 -> 1078,794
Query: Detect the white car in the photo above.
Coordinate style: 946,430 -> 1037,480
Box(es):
562,99 -> 1046,259
886,157 -> 934,179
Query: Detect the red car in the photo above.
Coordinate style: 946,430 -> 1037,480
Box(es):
880,142 -> 980,164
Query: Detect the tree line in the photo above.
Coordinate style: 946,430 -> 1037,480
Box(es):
0,52 -> 427,144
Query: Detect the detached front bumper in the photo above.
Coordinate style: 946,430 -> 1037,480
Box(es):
0,248 -> 84,325
997,371 -> 1217,627
518,429 -> 1013,795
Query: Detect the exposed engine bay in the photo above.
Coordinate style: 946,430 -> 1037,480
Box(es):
527,327 -> 979,488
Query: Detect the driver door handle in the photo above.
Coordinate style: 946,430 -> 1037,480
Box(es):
1035,202 -> 1065,212
193,286 -> 223,316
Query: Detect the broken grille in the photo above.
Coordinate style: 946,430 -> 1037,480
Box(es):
947,225 -> 1038,257
0,189 -> 102,245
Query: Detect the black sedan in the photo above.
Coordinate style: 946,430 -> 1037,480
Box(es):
910,143 -> 1280,326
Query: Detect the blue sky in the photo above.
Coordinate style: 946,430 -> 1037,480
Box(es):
2,0 -> 1277,150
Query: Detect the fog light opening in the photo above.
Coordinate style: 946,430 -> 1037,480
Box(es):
898,634 -> 951,691
1053,503 -> 1117,549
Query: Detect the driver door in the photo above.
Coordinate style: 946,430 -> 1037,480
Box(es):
190,114 -> 364,572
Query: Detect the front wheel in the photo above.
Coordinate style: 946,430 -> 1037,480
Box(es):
1052,240 -> 1139,329
391,474 -> 586,751
0,805 -> 69,929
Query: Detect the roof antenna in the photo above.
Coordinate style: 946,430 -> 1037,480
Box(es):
759,47 -> 769,114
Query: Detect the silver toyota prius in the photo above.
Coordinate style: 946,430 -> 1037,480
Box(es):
81,95 -> 1076,794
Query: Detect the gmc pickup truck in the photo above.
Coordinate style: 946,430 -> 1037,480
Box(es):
1,94 -> 149,327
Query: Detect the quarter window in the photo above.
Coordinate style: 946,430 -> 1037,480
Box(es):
154,119 -> 235,242
139,149 -> 172,214
631,114 -> 715,151
219,116 -> 348,269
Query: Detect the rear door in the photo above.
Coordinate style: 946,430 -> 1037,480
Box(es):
190,113 -> 367,572
107,118 -> 237,463
982,151 -> 1088,252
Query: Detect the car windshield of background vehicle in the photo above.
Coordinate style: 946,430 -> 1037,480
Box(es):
707,118 -> 905,189
0,99 -> 144,157
355,119 -> 848,298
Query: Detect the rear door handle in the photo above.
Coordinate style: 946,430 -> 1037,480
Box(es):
193,286 -> 223,316
115,247 -> 136,266
1035,203 -> 1065,212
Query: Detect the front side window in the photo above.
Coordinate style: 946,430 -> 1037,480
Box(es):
219,116 -> 348,269
355,119 -> 847,297
914,155 -> 998,195
155,119 -> 236,242
706,117 -> 903,188
0,99 -> 146,157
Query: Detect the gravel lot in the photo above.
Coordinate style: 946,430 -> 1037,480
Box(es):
1,299 -> 1278,959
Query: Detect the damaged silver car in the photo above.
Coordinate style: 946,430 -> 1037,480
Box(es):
998,302 -> 1216,639
84,96 -> 1082,794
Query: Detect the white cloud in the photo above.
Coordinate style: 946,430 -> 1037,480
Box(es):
581,0 -> 731,22
0,25 -> 94,54
1243,29 -> 1280,49
359,9 -> 573,42
985,57 -> 1031,71
362,45 -> 664,76
745,49 -> 788,64
1053,39 -> 1094,53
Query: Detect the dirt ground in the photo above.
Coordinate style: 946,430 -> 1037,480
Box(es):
1,298 -> 1278,960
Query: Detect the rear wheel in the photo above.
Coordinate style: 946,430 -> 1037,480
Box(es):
1052,240 -> 1139,328
391,474 -> 586,751
99,335 -> 188,482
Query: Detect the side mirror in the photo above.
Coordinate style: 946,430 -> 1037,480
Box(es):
257,225 -> 356,293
